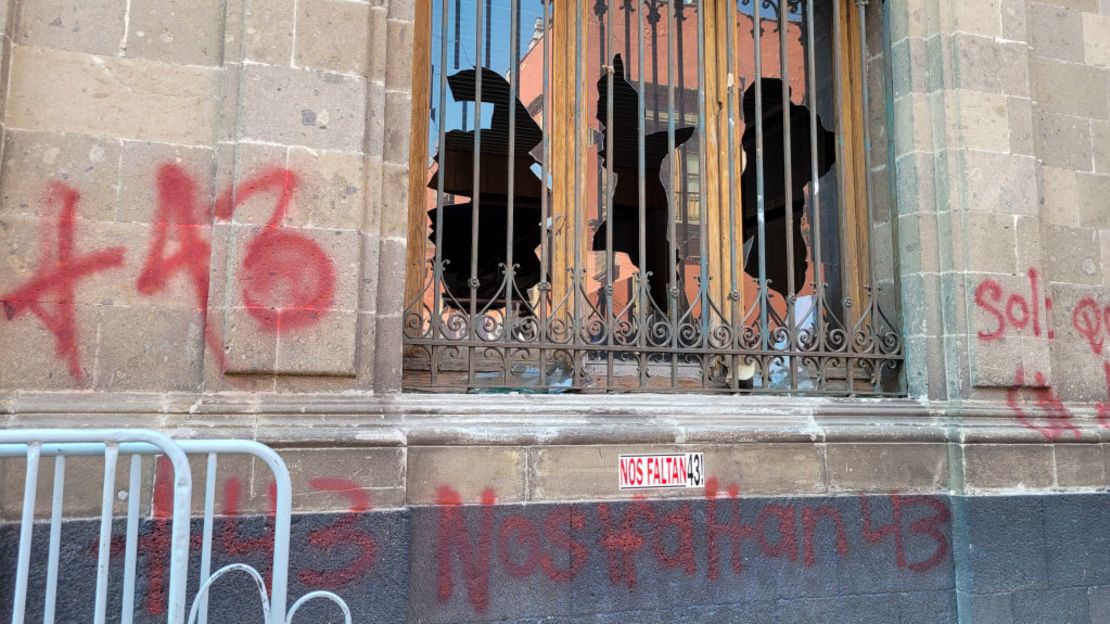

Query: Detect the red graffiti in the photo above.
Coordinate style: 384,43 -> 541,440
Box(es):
137,164 -> 225,369
597,499 -> 653,588
975,268 -> 1046,341
0,183 -> 126,379
801,506 -> 849,567
539,507 -> 589,583
1072,296 -> 1110,357
298,478 -> 377,588
432,481 -> 951,614
215,168 -> 335,332
87,478 -> 953,618
975,269 -> 1109,436
705,480 -> 749,580
497,515 -> 542,578
860,494 -> 950,573
652,503 -> 697,575
10,165 -> 336,377
1005,368 -> 1081,440
219,477 -> 278,590
98,464 -> 376,617
704,479 -> 801,579
142,456 -> 179,614
435,486 -> 496,613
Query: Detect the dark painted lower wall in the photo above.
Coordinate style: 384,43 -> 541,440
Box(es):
1,493 -> 1108,623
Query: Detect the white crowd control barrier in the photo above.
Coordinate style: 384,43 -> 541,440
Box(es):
0,429 -> 353,624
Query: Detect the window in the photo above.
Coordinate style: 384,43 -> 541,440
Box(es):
403,0 -> 902,395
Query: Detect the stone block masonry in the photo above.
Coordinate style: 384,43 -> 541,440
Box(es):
0,0 -> 413,391
2,490 -> 1109,623
0,0 -> 1108,622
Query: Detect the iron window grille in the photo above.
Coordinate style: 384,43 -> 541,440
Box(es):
402,0 -> 903,395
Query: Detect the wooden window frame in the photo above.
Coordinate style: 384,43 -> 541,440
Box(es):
403,0 -> 892,393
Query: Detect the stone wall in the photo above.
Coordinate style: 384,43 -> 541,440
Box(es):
1,1 -> 1109,621
0,0 -> 414,394
3,492 -> 1110,622
889,0 -> 1110,404
0,1 -> 1106,404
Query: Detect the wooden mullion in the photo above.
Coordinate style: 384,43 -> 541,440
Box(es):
550,0 -> 574,322
404,0 -> 433,332
837,0 -> 870,329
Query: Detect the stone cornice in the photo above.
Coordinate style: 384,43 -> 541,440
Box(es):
2,391 -> 1106,447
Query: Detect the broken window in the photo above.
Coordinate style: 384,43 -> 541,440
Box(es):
403,0 -> 902,395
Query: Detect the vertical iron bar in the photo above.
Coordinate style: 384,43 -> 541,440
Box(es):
780,0 -> 797,391
42,456 -> 65,624
667,0 -> 679,387
832,0 -> 853,392
456,0 -> 467,132
596,4 -> 607,265
606,0 -> 616,389
574,0 -> 586,385
163,449 -> 192,624
197,453 -> 218,624
882,0 -> 903,387
93,443 -> 119,624
120,455 -> 142,624
677,6 -> 688,264
725,0 -> 740,390
624,0 -> 633,64
264,450 -> 292,624
649,1 -> 661,126
485,0 -> 493,66
468,0 -> 485,387
806,0 -> 825,373
754,0 -> 770,356
539,0 -> 552,387
696,0 -> 709,388
432,0 -> 451,384
637,0 -> 648,388
504,0 -> 521,384
12,443 -> 40,624
857,0 -> 879,391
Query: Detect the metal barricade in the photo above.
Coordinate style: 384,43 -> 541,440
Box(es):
0,429 -> 352,624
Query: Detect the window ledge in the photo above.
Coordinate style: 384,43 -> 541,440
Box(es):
2,391 -> 1106,446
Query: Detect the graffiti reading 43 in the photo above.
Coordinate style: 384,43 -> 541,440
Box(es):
1,164 -> 337,379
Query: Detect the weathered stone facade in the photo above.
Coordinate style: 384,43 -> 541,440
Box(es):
1,0 -> 1109,622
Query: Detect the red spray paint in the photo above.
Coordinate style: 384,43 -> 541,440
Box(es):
92,479 -> 953,618
704,478 -> 757,580
975,269 -> 1043,342
859,495 -> 950,573
1006,368 -> 1082,440
105,466 -> 375,617
0,183 -> 126,380
137,164 -> 225,369
597,499 -> 654,588
497,515 -> 542,578
801,506 -> 849,568
215,168 -> 335,332
1072,296 -> 1110,357
539,507 -> 589,582
9,165 -> 339,378
435,486 -> 496,613
652,503 -> 697,576
298,478 -> 377,588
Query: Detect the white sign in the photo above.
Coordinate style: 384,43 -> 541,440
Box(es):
618,453 -> 705,490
